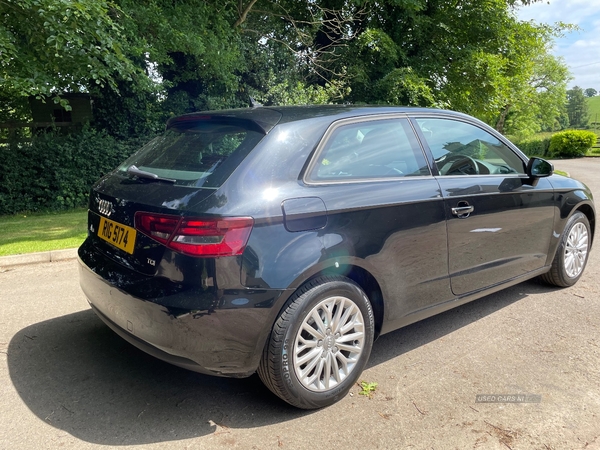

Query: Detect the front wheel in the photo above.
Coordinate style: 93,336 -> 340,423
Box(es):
258,276 -> 375,409
541,211 -> 591,287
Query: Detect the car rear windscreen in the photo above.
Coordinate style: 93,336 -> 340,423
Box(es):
117,119 -> 265,188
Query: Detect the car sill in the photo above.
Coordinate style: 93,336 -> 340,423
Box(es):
380,265 -> 551,335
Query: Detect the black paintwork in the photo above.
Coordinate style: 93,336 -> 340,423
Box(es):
78,105 -> 595,377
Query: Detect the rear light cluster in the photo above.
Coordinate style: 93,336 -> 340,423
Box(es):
135,212 -> 254,257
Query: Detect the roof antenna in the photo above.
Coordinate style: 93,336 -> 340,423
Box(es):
249,96 -> 263,108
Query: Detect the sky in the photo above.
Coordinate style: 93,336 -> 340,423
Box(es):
515,0 -> 600,90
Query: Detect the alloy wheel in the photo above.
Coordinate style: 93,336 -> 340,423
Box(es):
564,222 -> 589,278
293,295 -> 365,392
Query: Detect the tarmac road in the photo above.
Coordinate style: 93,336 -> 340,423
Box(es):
1,158 -> 599,450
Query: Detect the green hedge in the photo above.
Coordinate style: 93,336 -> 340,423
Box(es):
511,136 -> 552,158
0,127 -> 150,215
549,130 -> 597,158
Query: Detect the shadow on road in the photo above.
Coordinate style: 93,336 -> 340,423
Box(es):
7,278 -> 555,445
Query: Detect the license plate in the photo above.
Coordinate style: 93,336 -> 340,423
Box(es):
98,216 -> 137,254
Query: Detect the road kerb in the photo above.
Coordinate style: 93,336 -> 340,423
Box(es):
0,248 -> 78,269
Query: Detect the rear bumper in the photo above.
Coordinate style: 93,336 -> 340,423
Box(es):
89,302 -> 218,375
78,250 -> 288,378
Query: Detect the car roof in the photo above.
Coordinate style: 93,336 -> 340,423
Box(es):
167,105 -> 472,134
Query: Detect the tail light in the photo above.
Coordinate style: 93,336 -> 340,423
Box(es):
135,212 -> 253,257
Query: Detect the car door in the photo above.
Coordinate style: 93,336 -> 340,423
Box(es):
412,116 -> 555,296
303,116 -> 453,328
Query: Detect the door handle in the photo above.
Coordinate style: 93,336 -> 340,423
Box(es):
451,203 -> 474,218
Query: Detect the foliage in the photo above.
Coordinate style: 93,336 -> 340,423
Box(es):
325,1 -> 569,138
512,135 -> 553,157
89,80 -> 166,139
549,130 -> 596,158
375,68 -> 436,107
0,93 -> 32,141
0,93 -> 30,125
0,126 -> 149,214
567,86 -> 590,129
117,0 -> 244,112
0,1 -> 574,130
358,381 -> 378,398
585,88 -> 597,98
501,53 -> 570,136
254,80 -> 348,106
0,0 -> 140,105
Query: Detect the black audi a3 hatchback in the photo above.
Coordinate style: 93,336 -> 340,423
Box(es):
79,105 -> 594,409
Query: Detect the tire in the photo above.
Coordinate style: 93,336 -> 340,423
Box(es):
258,276 -> 375,409
541,211 -> 591,287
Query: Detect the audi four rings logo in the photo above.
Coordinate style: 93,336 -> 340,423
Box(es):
98,199 -> 113,217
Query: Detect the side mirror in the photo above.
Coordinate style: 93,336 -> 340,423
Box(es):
526,157 -> 554,178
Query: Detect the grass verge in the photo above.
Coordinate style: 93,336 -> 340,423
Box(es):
0,209 -> 87,256
587,96 -> 600,128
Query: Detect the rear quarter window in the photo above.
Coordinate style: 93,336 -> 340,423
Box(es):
118,121 -> 265,188
308,118 -> 430,182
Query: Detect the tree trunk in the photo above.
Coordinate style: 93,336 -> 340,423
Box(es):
234,0 -> 258,28
496,104 -> 512,133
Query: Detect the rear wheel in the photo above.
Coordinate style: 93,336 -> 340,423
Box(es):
541,211 -> 591,287
258,276 -> 374,409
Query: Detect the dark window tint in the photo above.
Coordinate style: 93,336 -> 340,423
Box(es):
53,109 -> 72,122
415,118 -> 525,176
310,118 -> 429,181
117,120 -> 265,188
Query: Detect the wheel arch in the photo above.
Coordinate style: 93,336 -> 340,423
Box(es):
301,264 -> 385,339
575,203 -> 595,247
257,269 -> 379,408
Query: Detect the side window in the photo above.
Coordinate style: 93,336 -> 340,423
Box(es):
309,118 -> 430,181
415,118 -> 526,176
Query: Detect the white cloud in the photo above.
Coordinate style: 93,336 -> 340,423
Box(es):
516,0 -> 600,89
517,0 -> 600,24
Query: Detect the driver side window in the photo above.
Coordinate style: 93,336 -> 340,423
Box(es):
415,118 -> 525,176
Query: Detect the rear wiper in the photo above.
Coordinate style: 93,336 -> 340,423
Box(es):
126,165 -> 176,184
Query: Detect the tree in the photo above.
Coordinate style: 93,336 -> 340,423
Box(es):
320,0 -> 568,136
0,0 -> 568,137
500,52 -> 571,136
567,86 -> 590,128
117,0 -> 245,110
0,0 -> 140,106
584,88 -> 597,97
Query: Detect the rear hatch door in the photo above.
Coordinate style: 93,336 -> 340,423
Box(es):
85,112 -> 280,275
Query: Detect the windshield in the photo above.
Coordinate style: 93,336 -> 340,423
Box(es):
118,121 -> 265,188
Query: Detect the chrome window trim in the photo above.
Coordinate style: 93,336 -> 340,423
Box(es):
303,174 -> 437,187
